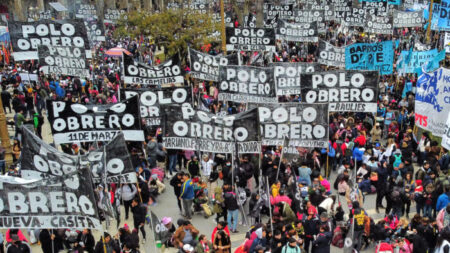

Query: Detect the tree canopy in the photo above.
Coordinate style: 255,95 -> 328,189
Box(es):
114,9 -> 220,56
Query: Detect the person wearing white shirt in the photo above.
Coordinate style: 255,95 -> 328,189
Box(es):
201,154 -> 215,198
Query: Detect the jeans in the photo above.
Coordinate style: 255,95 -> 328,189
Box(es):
169,154 -> 177,174
0,160 -> 5,175
424,204 -> 433,218
183,198 -> 194,219
227,209 -> 239,231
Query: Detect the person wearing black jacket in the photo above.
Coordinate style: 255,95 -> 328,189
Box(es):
39,229 -> 63,253
303,209 -> 319,253
75,229 -> 95,253
94,233 -> 121,253
412,225 -> 429,253
270,230 -> 286,253
131,198 -> 147,242
223,184 -> 240,233
170,172 -> 184,214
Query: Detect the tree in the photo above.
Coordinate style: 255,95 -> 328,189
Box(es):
114,9 -> 220,56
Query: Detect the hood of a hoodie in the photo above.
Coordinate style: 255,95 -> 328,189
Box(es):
255,227 -> 263,239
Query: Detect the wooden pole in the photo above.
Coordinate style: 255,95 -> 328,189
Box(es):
0,93 -> 12,170
220,0 -> 227,55
426,0 -> 434,44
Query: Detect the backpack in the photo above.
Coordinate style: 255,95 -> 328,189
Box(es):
331,226 -> 345,248
282,245 -> 301,253
345,142 -> 354,157
393,153 -> 402,168
390,188 -> 401,203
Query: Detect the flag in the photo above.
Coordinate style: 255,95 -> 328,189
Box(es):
149,211 -> 169,246
2,44 -> 9,65
426,50 -> 446,72
343,218 -> 355,253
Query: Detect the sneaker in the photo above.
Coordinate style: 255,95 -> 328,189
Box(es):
142,239 -> 146,244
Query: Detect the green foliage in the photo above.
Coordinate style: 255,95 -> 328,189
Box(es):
114,9 -> 220,56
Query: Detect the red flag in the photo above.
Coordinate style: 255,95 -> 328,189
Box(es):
2,44 -> 9,65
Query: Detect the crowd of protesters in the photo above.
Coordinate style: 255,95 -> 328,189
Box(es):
1,4 -> 450,253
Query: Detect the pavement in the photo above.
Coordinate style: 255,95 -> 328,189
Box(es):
4,109 -> 413,253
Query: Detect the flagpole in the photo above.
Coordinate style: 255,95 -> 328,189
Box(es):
266,176 -> 274,234
276,137 -> 286,181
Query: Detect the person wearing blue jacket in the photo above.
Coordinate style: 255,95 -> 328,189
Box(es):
179,173 -> 195,219
353,144 -> 365,168
436,190 -> 450,212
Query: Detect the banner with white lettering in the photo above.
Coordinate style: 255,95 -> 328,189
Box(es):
162,104 -> 260,154
103,8 -> 127,23
345,40 -> 394,75
393,10 -> 423,27
218,65 -> 277,103
362,1 -> 388,16
84,19 -> 105,43
343,8 -> 366,26
120,87 -> 192,126
300,70 -> 379,112
365,15 -> 393,34
46,96 -> 144,144
225,27 -> 276,52
445,33 -> 450,53
8,20 -> 90,61
317,40 -> 345,68
276,21 -> 318,42
75,4 -> 98,19
441,112 -> 450,150
258,103 -> 328,147
123,53 -> 184,86
415,67 -> 450,136
271,62 -> 318,95
38,45 -> 90,78
264,3 -> 295,20
20,127 -> 137,184
188,48 -> 239,82
0,168 -> 101,230
294,10 -> 327,32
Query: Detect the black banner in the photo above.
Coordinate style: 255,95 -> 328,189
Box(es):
271,62 -> 318,95
8,20 -> 89,61
225,27 -> 276,52
188,48 -> 239,82
300,70 -> 379,112
218,65 -> 277,103
276,21 -> 318,42
104,8 -> 128,23
0,168 -> 101,230
362,1 -> 388,17
343,8 -> 366,27
84,19 -> 105,43
38,45 -> 90,78
163,104 -> 260,154
46,96 -> 144,144
393,10 -> 423,27
258,103 -> 328,147
75,4 -> 98,19
365,15 -> 393,34
120,87 -> 192,126
317,40 -> 345,68
263,3 -> 295,20
20,127 -> 137,184
123,53 -> 184,86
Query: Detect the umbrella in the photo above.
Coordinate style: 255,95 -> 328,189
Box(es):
105,47 -> 132,57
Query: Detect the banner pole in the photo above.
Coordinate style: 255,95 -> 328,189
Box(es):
266,176 -> 274,234
276,137 -> 286,181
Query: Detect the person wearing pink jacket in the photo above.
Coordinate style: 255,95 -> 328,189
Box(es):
437,203 -> 450,232
5,229 -> 28,243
